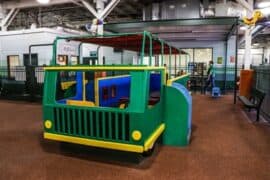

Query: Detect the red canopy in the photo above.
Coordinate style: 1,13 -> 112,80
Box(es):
70,34 -> 186,55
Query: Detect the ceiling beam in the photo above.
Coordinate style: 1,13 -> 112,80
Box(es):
235,0 -> 253,14
1,8 -> 19,31
2,0 -> 80,9
99,0 -> 120,19
80,0 -> 98,18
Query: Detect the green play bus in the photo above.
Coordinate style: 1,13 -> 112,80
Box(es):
42,31 -> 192,155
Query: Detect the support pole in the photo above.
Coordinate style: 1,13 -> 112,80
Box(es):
169,46 -> 172,78
179,52 -> 181,72
244,28 -> 252,69
140,32 -> 146,65
224,40 -> 228,93
174,54 -> 177,77
149,35 -> 152,66
243,0 -> 253,69
161,41 -> 164,66
96,0 -> 104,64
234,21 -> 239,104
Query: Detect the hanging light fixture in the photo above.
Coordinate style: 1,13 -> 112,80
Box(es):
257,1 -> 270,8
36,0 -> 51,4
240,26 -> 247,31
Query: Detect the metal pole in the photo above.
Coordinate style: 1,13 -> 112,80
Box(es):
175,54 -> 177,76
149,35 -> 152,66
161,41 -> 164,66
179,52 -> 181,72
224,40 -> 228,94
53,39 -> 58,65
185,54 -> 188,72
234,21 -> 239,104
169,46 -> 172,78
140,32 -> 146,65
78,42 -> 82,64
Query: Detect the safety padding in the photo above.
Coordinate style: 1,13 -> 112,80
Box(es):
96,75 -> 131,107
163,82 -> 192,146
167,74 -> 190,88
66,100 -> 95,107
86,81 -> 95,102
150,73 -> 161,92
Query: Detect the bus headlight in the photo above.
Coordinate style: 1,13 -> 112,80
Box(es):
132,130 -> 142,141
44,120 -> 52,129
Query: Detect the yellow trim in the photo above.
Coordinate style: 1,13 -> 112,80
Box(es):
167,74 -> 190,86
132,130 -> 142,141
119,103 -> 126,109
44,66 -> 165,71
44,132 -> 144,153
94,75 -> 130,106
83,72 -> 86,101
94,77 -> 99,106
66,100 -> 95,107
44,123 -> 165,153
144,123 -> 165,151
97,75 -> 130,81
163,68 -> 167,84
44,120 -> 52,129
61,81 -> 76,90
61,80 -> 89,90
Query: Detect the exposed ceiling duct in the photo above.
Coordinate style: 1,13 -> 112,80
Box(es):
1,0 -> 143,30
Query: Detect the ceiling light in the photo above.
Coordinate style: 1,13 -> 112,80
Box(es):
253,43 -> 260,46
181,3 -> 187,8
240,26 -> 247,30
36,0 -> 50,4
169,5 -> 175,9
257,1 -> 270,8
259,7 -> 270,16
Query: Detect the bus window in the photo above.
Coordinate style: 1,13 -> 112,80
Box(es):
148,72 -> 161,107
55,71 -> 77,102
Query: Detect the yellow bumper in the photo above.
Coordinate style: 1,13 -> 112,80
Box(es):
44,123 -> 165,153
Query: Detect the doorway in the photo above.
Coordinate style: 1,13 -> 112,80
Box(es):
23,54 -> 38,66
7,55 -> 20,79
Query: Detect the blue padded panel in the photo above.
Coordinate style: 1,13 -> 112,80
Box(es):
73,71 -> 83,100
98,76 -> 131,107
150,73 -> 161,92
172,83 -> 192,132
86,81 -> 95,102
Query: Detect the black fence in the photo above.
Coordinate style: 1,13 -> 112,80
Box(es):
0,66 -> 45,101
253,65 -> 270,122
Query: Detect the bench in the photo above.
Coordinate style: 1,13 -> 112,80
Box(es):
238,88 -> 266,121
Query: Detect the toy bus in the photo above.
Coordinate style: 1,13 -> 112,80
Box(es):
43,31 -> 192,154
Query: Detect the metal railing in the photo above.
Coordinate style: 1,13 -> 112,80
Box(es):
0,66 -> 45,101
253,65 -> 270,121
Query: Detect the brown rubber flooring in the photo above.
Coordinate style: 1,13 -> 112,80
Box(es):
0,95 -> 270,180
